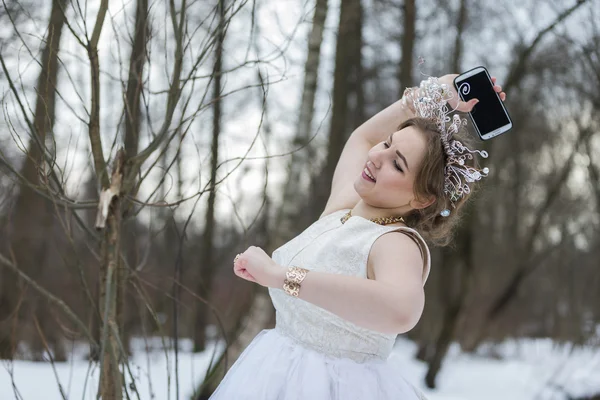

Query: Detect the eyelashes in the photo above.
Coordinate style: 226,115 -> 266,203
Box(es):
383,142 -> 403,172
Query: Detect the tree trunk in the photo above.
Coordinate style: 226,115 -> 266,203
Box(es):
0,0 -> 67,360
398,0 -> 416,92
121,0 -> 149,356
419,0 -> 576,382
196,24 -> 276,396
421,3 -> 472,378
311,0 -> 362,220
124,0 -> 149,159
425,212 -> 475,388
276,0 -> 328,241
445,1 -> 590,357
98,151 -> 126,400
348,0 -> 364,131
451,0 -> 467,73
462,127 -> 591,351
194,0 -> 226,353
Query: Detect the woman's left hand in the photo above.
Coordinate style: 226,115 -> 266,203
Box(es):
439,74 -> 507,112
233,246 -> 284,288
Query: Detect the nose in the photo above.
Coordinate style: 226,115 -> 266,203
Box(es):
368,148 -> 384,169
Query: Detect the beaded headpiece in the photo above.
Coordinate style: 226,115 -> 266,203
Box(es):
402,76 -> 489,217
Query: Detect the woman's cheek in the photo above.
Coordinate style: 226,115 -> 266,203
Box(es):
400,177 -> 413,191
389,173 -> 411,192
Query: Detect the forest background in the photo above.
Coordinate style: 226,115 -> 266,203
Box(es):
0,0 -> 599,398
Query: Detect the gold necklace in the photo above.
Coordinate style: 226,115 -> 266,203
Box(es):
340,209 -> 405,226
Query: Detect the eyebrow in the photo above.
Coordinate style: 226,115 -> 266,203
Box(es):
389,132 -> 409,171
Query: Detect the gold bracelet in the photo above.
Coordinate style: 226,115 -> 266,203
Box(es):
283,266 -> 309,297
283,280 -> 300,297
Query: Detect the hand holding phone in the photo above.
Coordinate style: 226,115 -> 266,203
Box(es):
452,66 -> 512,140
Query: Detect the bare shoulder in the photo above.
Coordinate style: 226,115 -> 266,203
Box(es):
367,230 -> 424,284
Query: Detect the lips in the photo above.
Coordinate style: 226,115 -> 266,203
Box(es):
363,164 -> 376,182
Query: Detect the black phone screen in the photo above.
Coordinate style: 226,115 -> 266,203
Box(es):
455,70 -> 510,135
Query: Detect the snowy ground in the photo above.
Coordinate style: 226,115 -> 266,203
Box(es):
393,338 -> 600,400
2,335 -> 599,400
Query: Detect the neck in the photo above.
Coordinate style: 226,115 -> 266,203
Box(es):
351,200 -> 410,222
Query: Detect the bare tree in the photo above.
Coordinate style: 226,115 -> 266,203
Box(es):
0,0 -> 268,396
312,0 -> 363,220
421,0 -> 591,388
398,0 -> 416,92
118,0 -> 149,357
276,0 -> 328,241
465,0 -> 593,345
0,0 -> 598,398
1,0 -> 68,361
451,0 -> 467,74
194,0 -> 227,353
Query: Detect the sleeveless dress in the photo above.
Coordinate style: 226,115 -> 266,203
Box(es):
209,209 -> 431,400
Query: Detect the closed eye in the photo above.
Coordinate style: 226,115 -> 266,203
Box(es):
383,142 -> 404,173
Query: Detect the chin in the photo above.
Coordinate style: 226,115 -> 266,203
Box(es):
353,179 -> 363,194
352,180 -> 369,200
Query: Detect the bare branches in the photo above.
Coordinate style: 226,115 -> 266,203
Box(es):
128,0 -> 187,171
520,126 -> 594,258
90,0 -> 109,49
86,0 -> 110,189
0,251 -> 98,349
1,0 -> 597,398
504,0 -> 591,92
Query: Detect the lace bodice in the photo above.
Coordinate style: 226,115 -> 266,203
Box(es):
268,209 -> 431,363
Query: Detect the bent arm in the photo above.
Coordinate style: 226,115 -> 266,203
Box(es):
321,95 -> 416,216
271,233 -> 425,334
351,96 -> 415,146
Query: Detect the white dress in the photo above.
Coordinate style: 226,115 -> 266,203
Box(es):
210,209 -> 431,400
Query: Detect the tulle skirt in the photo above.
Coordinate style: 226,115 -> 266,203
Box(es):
209,328 -> 427,400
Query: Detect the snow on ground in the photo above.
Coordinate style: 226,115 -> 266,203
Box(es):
2,335 -> 599,400
391,338 -> 600,400
1,337 -> 224,400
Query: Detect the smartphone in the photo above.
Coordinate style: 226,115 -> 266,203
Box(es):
453,66 -> 512,140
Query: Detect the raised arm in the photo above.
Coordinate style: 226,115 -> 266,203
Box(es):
320,96 -> 416,218
320,74 -> 485,219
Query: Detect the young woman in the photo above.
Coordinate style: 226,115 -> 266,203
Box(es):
210,73 -> 507,399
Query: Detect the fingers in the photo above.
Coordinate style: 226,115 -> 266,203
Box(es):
493,85 -> 507,102
233,251 -> 258,283
234,255 -> 246,268
458,98 -> 479,112
239,269 -> 257,283
491,79 -> 507,101
234,263 -> 257,282
455,77 -> 506,110
232,246 -> 265,284
233,253 -> 247,274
